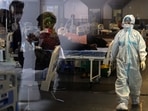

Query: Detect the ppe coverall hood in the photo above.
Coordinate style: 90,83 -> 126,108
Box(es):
122,14 -> 135,31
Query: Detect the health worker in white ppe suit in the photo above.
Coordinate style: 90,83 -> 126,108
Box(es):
111,14 -> 147,111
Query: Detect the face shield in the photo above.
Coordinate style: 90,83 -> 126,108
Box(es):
124,17 -> 132,24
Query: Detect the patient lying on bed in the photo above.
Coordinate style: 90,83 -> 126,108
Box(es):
57,27 -> 99,50
57,27 -> 108,78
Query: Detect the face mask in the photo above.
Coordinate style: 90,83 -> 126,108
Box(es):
14,14 -> 22,22
123,24 -> 130,28
122,24 -> 133,31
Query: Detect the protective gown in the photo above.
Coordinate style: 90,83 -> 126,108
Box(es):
111,15 -> 147,106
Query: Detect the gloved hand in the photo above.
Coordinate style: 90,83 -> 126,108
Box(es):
110,61 -> 116,70
140,61 -> 146,71
107,61 -> 115,77
107,68 -> 111,77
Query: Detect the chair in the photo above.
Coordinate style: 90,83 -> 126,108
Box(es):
40,45 -> 64,102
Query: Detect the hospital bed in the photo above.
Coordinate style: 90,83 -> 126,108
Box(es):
61,48 -> 108,82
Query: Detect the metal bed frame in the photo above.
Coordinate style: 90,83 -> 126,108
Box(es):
61,48 -> 108,83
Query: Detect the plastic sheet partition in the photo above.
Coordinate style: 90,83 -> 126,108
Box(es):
62,48 -> 108,82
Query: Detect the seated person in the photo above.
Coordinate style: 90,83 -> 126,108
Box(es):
35,11 -> 60,70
